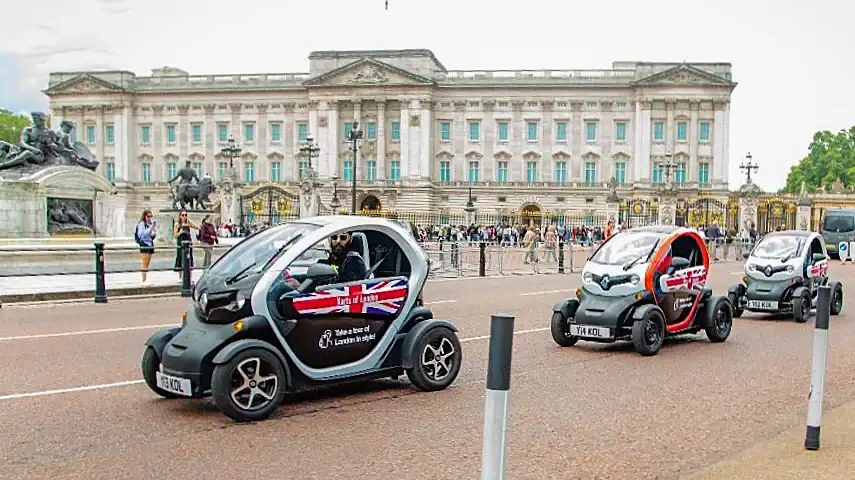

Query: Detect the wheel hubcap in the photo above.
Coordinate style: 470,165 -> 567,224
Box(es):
645,319 -> 660,346
229,357 -> 278,411
421,336 -> 456,382
715,307 -> 730,335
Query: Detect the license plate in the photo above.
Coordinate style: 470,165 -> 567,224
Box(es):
747,300 -> 778,310
827,243 -> 836,249
155,372 -> 192,396
569,324 -> 611,339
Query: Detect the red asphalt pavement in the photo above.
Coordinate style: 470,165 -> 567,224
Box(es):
3,264 -> 855,479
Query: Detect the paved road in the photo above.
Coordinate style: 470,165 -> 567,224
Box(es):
2,264 -> 854,479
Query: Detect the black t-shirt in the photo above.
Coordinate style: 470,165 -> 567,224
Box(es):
320,247 -> 367,283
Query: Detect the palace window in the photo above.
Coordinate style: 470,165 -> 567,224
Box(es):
526,122 -> 538,141
192,162 -> 203,177
497,121 -> 508,142
653,121 -> 664,141
614,162 -> 626,184
105,162 -> 115,183
86,125 -> 95,144
468,121 -> 480,141
555,161 -> 567,184
166,125 -> 176,143
615,122 -> 627,142
141,163 -> 151,184
676,162 -> 687,184
297,123 -> 308,142
105,124 -> 114,144
653,163 -> 663,183
342,160 -> 353,181
439,160 -> 450,183
140,126 -> 150,144
366,122 -> 377,140
244,162 -> 255,182
676,121 -> 687,141
468,161 -> 479,182
166,162 -> 177,180
390,159 -> 401,180
270,123 -> 281,142
217,124 -> 228,142
366,160 -> 377,180
191,124 -> 202,143
297,161 -> 307,180
526,161 -> 538,182
270,162 -> 281,182
391,121 -> 400,141
344,122 -> 353,139
496,161 -> 508,183
555,122 -> 567,141
440,122 -> 451,141
585,122 -> 597,142
244,123 -> 254,143
217,162 -> 227,181
698,163 -> 710,185
584,162 -> 596,184
699,121 -> 711,142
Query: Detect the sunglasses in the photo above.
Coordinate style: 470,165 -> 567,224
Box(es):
330,234 -> 350,241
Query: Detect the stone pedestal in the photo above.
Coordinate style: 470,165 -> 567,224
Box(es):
299,168 -> 322,219
738,182 -> 762,231
0,166 -> 115,238
797,197 -> 812,231
658,196 -> 677,226
218,167 -> 241,225
605,202 -> 620,226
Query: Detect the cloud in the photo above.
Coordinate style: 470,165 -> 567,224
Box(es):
0,53 -> 48,112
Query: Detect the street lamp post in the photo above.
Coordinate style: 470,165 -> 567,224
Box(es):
220,135 -> 242,169
662,149 -> 676,186
345,121 -> 363,214
298,134 -> 321,179
740,152 -> 759,184
329,175 -> 341,214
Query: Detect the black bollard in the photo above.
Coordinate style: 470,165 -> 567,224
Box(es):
558,240 -> 565,274
181,240 -> 192,297
479,242 -> 487,277
805,285 -> 832,450
94,242 -> 107,303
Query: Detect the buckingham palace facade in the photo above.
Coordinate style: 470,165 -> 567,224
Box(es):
44,49 -> 736,223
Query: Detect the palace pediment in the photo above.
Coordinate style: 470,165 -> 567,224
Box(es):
302,58 -> 435,87
633,64 -> 734,87
44,74 -> 127,95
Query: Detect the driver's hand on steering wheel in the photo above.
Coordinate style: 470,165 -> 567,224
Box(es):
286,278 -> 300,289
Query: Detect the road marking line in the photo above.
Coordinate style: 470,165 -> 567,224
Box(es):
1,302 -> 459,341
0,324 -> 179,342
0,380 -> 145,401
519,289 -> 576,296
0,326 -> 551,402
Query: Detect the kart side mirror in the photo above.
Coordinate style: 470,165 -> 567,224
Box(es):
743,252 -> 750,259
306,263 -> 338,284
670,256 -> 690,269
813,253 -> 827,262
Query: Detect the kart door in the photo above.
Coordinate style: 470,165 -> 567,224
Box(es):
651,232 -> 709,326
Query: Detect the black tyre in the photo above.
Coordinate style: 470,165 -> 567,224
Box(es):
141,347 -> 179,399
550,300 -> 580,347
793,289 -> 811,323
631,308 -> 665,356
830,281 -> 844,315
211,347 -> 288,422
406,327 -> 462,392
705,296 -> 733,343
728,291 -> 743,318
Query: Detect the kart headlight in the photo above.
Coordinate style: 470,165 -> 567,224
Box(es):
198,292 -> 208,311
582,272 -> 593,283
786,265 -> 794,274
747,263 -> 758,272
235,290 -> 246,310
629,274 -> 640,285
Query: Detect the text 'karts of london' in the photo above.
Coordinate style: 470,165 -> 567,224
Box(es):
551,226 -> 733,356
729,230 -> 843,322
141,216 -> 462,422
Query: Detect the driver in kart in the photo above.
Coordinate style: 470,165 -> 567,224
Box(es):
283,231 -> 368,288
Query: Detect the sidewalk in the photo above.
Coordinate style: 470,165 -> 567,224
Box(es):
687,399 -> 855,479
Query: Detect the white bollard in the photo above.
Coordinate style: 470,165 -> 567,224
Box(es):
805,285 -> 832,450
481,313 -> 515,480
839,242 -> 849,265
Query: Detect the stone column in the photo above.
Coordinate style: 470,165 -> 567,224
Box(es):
152,105 -> 164,180
376,99 -> 387,180
203,103 -> 216,175
352,99 -> 362,179
283,103 -> 296,180
797,196 -> 812,231
322,100 -> 339,179
95,106 -> 106,177
112,104 -> 130,181
178,104 -> 189,161
256,103 -> 268,180
712,101 -> 726,184
689,100 -> 700,183
399,98 -> 411,178
229,103 -> 242,178
419,96 -> 433,182
722,100 -> 731,185
638,101 -> 652,184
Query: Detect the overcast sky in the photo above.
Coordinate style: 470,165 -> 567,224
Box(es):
1,0 -> 852,191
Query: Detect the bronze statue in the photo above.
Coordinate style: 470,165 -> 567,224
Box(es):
0,113 -> 100,173
605,176 -> 620,203
171,170 -> 215,210
169,160 -> 199,203
47,198 -> 93,235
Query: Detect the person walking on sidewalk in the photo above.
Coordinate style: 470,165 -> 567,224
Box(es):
173,209 -> 200,281
199,214 -> 219,268
134,209 -> 157,286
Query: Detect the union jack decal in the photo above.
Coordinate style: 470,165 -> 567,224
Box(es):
809,260 -> 828,278
292,278 -> 408,316
661,266 -> 707,293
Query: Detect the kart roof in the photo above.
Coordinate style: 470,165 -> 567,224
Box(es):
295,215 -> 408,230
627,225 -> 686,235
761,230 -> 813,239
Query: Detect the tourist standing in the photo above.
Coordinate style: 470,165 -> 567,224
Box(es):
173,209 -> 200,281
134,209 -> 157,286
199,214 -> 219,268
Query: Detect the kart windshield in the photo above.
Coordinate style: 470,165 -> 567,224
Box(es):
589,231 -> 662,266
752,235 -> 801,260
205,222 -> 320,281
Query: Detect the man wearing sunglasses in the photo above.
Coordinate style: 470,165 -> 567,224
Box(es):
319,231 -> 368,283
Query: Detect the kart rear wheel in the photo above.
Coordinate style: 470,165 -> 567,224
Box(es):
793,289 -> 811,323
551,312 -> 578,347
830,281 -> 844,315
705,296 -> 733,343
632,308 -> 665,356
728,292 -> 743,318
211,348 -> 287,422
406,327 -> 462,392
141,347 -> 179,399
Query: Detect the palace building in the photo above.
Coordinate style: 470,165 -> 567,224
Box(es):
43,49 -> 736,226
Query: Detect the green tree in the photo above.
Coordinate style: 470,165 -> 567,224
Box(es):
0,109 -> 31,145
783,126 -> 855,193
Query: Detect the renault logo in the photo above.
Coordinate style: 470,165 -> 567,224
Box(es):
764,265 -> 773,277
601,275 -> 611,289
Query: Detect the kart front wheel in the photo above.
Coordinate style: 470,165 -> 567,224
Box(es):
211,348 -> 287,422
632,308 -> 665,356
705,296 -> 733,343
406,327 -> 462,392
728,292 -> 743,318
793,289 -> 811,323
830,281 -> 844,315
550,312 -> 578,347
141,347 -> 179,399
